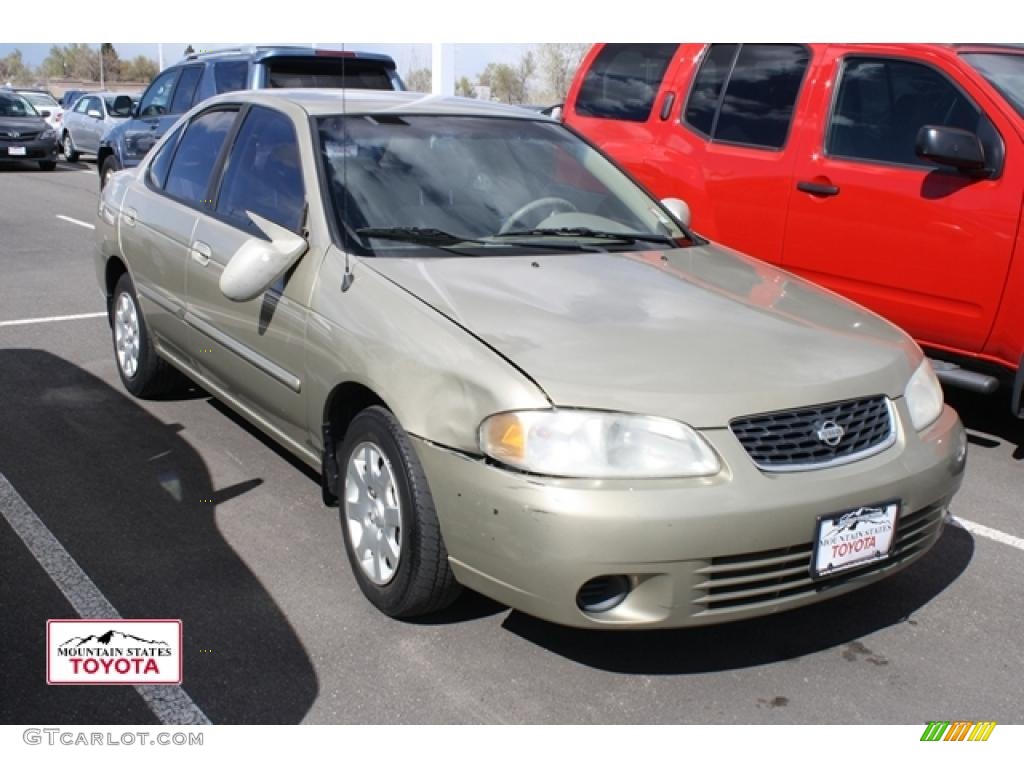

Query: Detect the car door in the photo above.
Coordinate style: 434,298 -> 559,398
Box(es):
120,109 -> 236,364
67,96 -> 90,148
647,43 -> 813,263
131,68 -> 182,159
185,104 -> 313,448
81,96 -> 104,152
783,48 -> 1019,353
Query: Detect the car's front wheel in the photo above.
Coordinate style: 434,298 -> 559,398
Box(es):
110,273 -> 183,398
338,406 -> 461,618
100,154 -> 121,189
62,132 -> 80,162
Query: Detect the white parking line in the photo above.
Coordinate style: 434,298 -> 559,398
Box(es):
0,474 -> 211,725
0,311 -> 106,328
950,515 -> 1024,552
55,214 -> 95,230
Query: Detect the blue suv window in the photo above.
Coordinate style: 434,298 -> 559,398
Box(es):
215,106 -> 305,233
214,61 -> 249,93
138,68 -> 180,117
170,66 -> 203,114
163,109 -> 237,205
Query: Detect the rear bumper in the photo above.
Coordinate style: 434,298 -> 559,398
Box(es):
415,400 -> 966,629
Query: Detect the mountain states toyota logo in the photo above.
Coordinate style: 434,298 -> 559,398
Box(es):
47,619 -> 182,685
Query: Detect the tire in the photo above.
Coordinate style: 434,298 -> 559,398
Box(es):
338,406 -> 461,618
100,154 -> 121,189
38,160 -> 56,171
110,272 -> 183,398
62,132 -> 80,162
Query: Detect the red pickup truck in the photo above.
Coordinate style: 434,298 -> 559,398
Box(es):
564,44 -> 1024,417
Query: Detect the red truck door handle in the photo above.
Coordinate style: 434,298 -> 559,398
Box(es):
797,180 -> 841,196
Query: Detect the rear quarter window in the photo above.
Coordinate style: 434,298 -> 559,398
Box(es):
575,44 -> 678,122
264,57 -> 396,89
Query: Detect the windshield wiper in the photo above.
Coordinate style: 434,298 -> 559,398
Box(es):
357,226 -> 603,253
494,227 -> 677,246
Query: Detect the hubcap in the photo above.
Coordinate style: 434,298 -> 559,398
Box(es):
113,292 -> 141,378
63,135 -> 72,155
344,441 -> 402,585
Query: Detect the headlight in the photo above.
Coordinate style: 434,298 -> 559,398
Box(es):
479,410 -> 721,478
40,128 -> 56,140
904,359 -> 944,431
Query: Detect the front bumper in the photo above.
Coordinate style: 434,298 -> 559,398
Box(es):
0,138 -> 58,161
415,399 -> 966,629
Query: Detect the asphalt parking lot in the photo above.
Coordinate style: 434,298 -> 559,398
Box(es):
1,157 -> 1022,725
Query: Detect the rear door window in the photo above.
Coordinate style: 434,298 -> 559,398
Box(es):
683,44 -> 810,149
215,106 -> 305,233
828,56 -> 1000,169
163,109 -> 237,205
170,66 -> 203,114
575,44 -> 679,121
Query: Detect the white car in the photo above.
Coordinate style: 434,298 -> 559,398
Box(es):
16,90 -> 63,137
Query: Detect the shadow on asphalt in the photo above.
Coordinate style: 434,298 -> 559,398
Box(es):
0,349 -> 318,723
0,162 -> 83,174
501,524 -> 974,674
944,385 -> 1023,460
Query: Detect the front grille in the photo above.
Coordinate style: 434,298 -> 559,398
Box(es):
0,131 -> 40,142
692,503 -> 945,614
730,395 -> 894,470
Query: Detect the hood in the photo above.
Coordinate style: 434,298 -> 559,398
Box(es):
365,244 -> 921,428
0,116 -> 47,133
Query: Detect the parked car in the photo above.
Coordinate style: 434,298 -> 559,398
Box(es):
94,89 -> 966,628
0,90 -> 59,171
564,43 -> 1024,418
61,89 -> 92,109
97,45 -> 405,188
62,91 -> 137,161
15,89 -> 63,136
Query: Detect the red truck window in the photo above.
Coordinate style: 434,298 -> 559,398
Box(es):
576,44 -> 678,122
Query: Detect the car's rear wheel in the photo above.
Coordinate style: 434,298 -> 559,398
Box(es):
110,273 -> 183,398
38,160 -> 56,171
338,406 -> 461,618
100,155 -> 120,189
62,132 -> 80,162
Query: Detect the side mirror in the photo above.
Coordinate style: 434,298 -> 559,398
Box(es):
40,110 -> 52,118
220,213 -> 308,302
660,197 -> 691,229
916,125 -> 988,175
87,108 -> 102,119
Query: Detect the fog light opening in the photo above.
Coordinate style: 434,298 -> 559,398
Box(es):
576,575 -> 631,613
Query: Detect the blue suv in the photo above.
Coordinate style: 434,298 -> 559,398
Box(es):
97,46 -> 404,187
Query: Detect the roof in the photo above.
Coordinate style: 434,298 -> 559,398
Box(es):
178,46 -> 396,66
204,88 -> 558,120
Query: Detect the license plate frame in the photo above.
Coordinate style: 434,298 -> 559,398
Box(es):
811,500 -> 899,578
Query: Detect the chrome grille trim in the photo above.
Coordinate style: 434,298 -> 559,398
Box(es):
730,396 -> 897,472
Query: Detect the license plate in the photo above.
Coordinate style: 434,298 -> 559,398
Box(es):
8,146 -> 26,156
811,500 -> 899,577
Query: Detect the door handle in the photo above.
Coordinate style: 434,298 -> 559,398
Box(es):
190,241 -> 212,266
796,180 -> 840,197
122,207 -> 137,227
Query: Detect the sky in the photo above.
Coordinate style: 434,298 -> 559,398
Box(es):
0,43 -> 538,81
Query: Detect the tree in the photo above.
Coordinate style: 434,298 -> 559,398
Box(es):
538,44 -> 588,102
405,67 -> 432,92
455,76 -> 476,98
121,55 -> 159,83
516,50 -> 536,103
0,49 -> 32,85
39,45 -> 69,79
479,61 -> 525,104
100,43 -> 121,82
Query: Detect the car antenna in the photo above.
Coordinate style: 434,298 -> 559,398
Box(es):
340,43 -> 354,293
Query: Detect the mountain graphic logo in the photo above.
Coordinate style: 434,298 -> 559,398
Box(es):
60,630 -> 170,649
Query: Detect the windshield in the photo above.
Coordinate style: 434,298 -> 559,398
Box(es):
962,52 -> 1024,119
317,114 -> 688,256
0,92 -> 38,117
104,95 -> 136,117
20,92 -> 58,108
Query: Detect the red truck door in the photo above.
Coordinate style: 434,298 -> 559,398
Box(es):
644,44 -> 813,263
782,47 -> 1019,354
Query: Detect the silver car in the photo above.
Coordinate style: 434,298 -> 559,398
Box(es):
94,90 -> 967,629
62,92 -> 136,160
